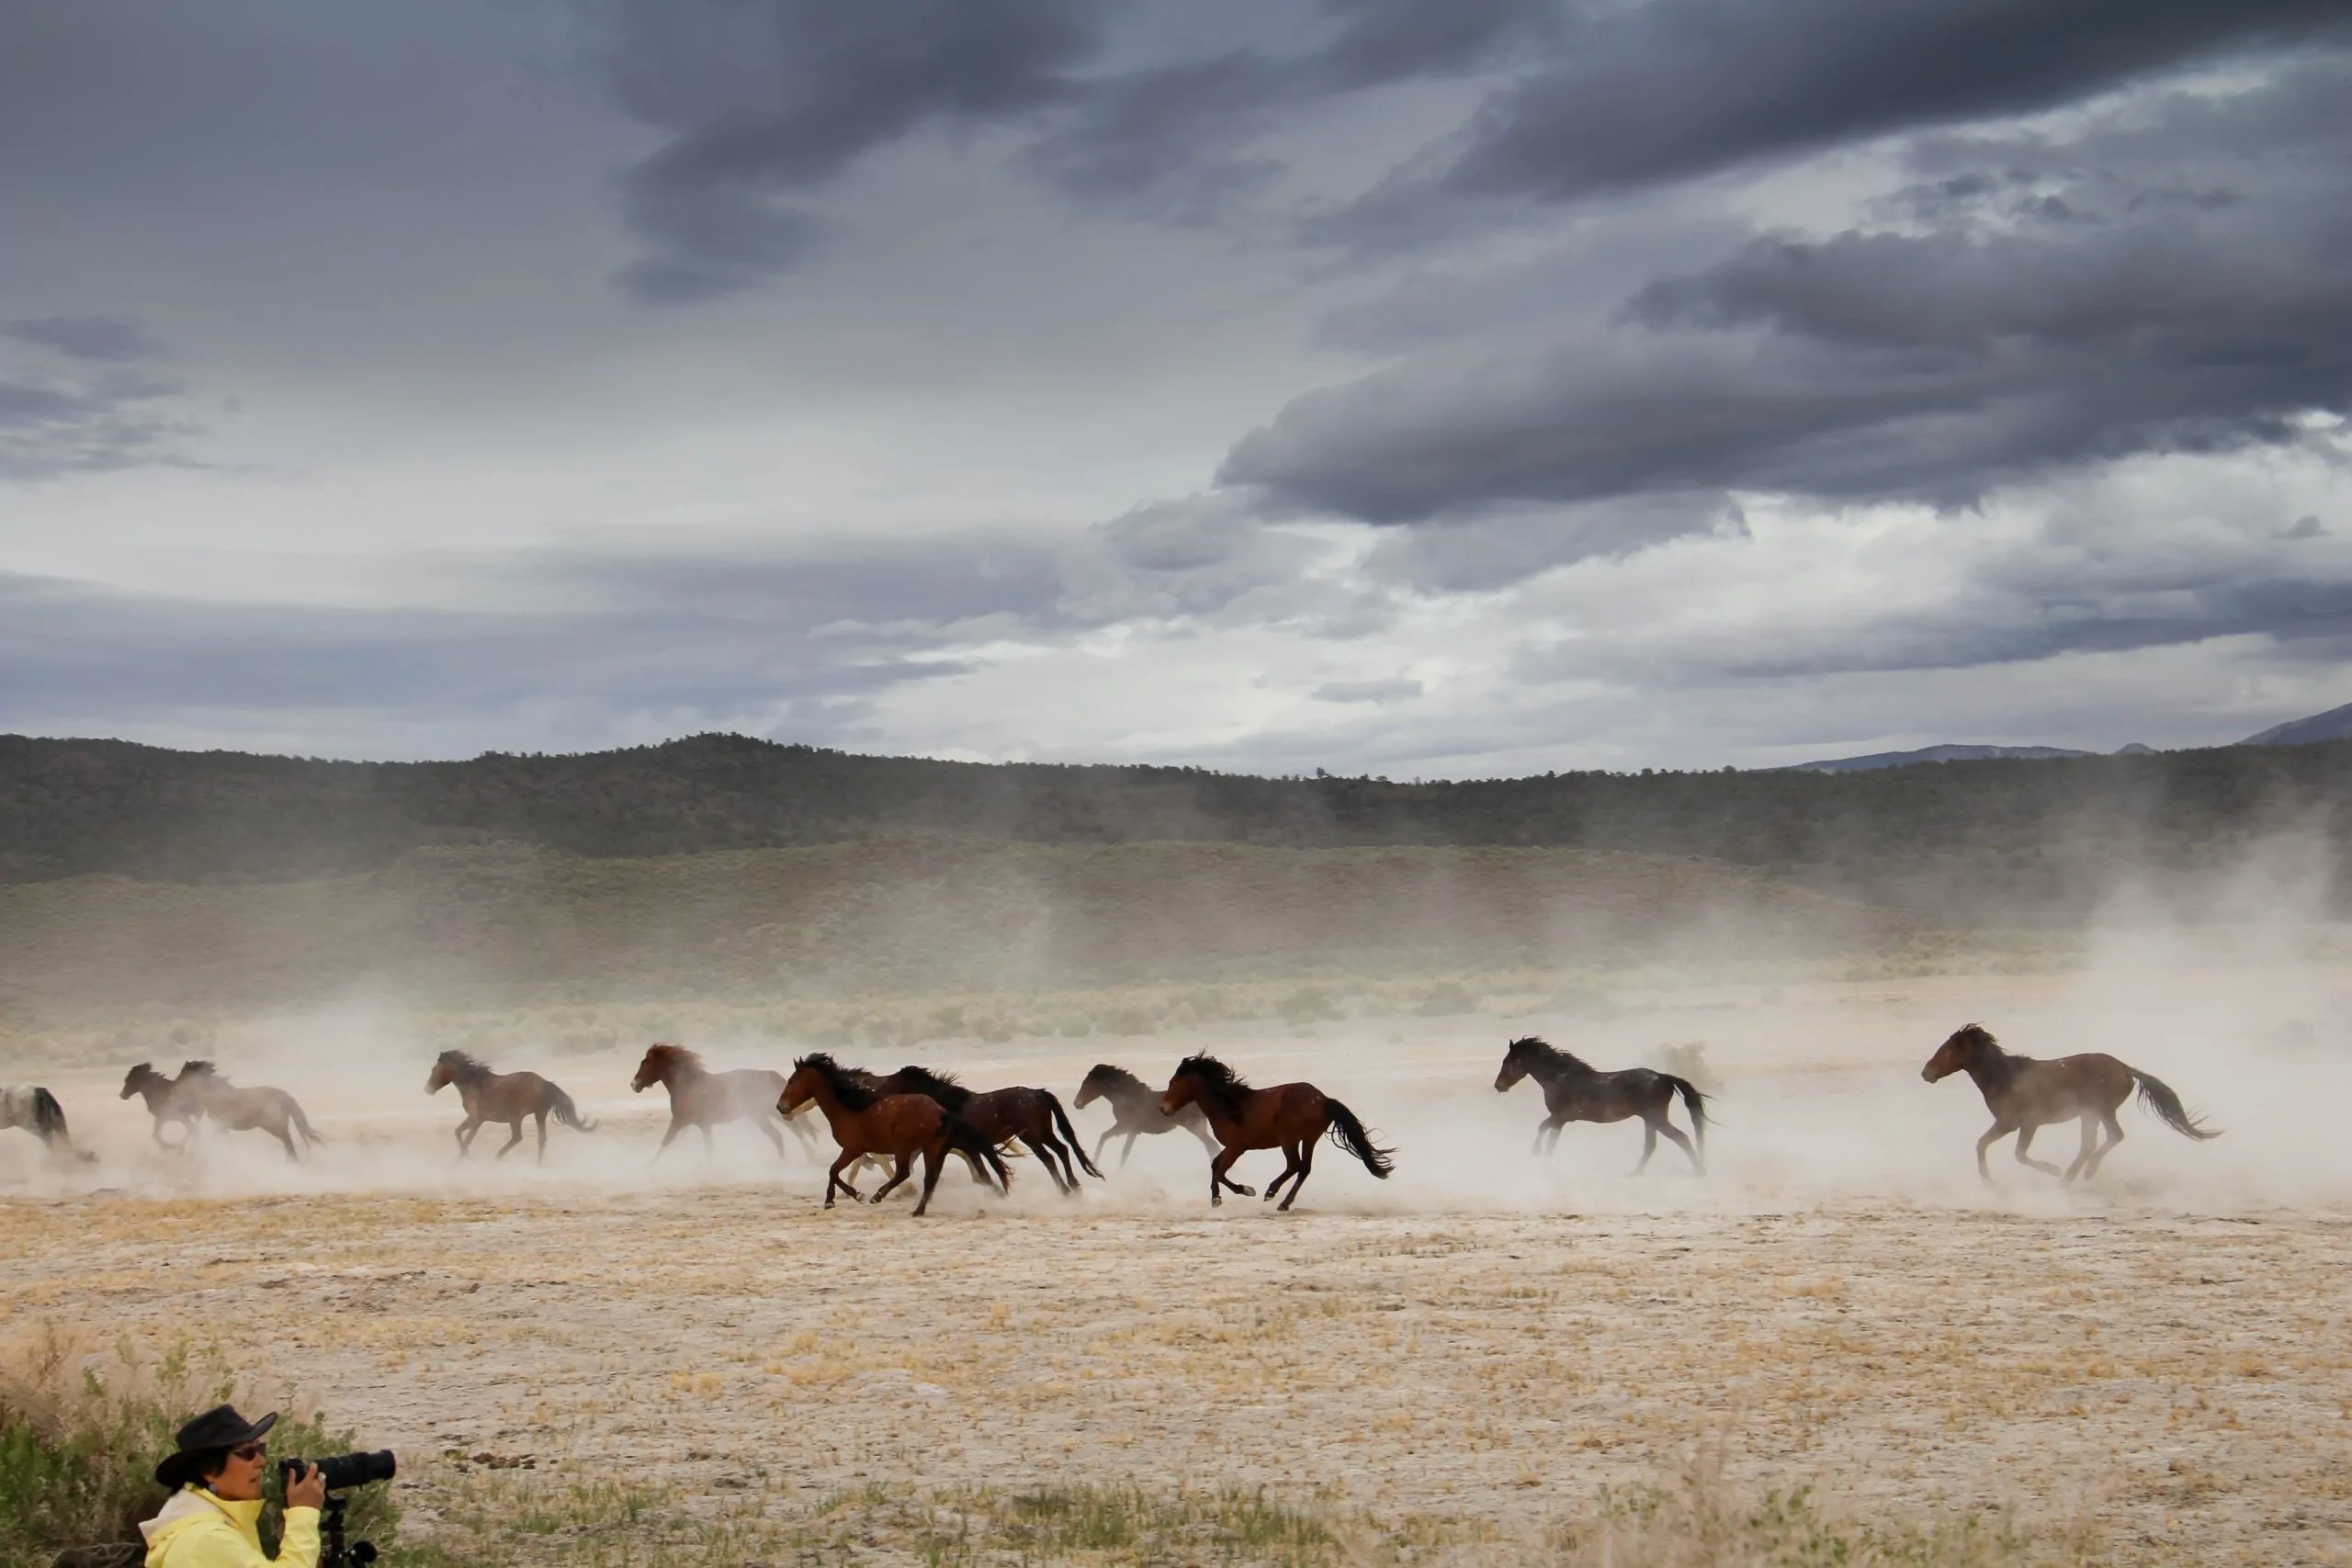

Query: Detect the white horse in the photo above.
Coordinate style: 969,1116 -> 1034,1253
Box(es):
3,1084 -> 94,1161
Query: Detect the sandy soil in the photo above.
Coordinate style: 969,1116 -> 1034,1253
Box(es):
6,963 -> 2351,1563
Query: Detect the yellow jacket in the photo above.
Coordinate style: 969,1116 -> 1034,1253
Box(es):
141,1487 -> 319,1568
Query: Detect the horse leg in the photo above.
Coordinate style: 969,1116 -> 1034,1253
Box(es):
1123,1132 -> 1143,1168
651,1119 -> 685,1164
456,1119 -> 480,1158
1632,1119 -> 1658,1176
1656,1119 -> 1701,1176
699,1124 -> 714,1156
1208,1146 -> 1250,1206
2085,1109 -> 2125,1179
871,1153 -> 915,1203
824,1152 -> 859,1207
1027,1131 -> 1079,1195
755,1114 -> 788,1159
1262,1144 -> 1302,1203
276,1121 -> 300,1161
537,1111 -> 552,1163
2013,1122 -> 2063,1179
1975,1121 -> 2013,1182
1276,1140 -> 1316,1212
2062,1114 -> 2098,1184
1094,1126 -> 1119,1166
1531,1116 -> 1563,1157
912,1144 -> 946,1217
494,1120 -> 526,1159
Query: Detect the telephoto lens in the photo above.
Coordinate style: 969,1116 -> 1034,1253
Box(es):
284,1451 -> 398,1491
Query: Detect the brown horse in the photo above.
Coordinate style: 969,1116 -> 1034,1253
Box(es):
875,1065 -> 1102,1195
426,1050 -> 596,1162
120,1061 -> 208,1150
1159,1054 -> 1394,1210
175,1062 -> 324,1161
1922,1023 -> 2219,1183
630,1043 -> 819,1161
1494,1036 -> 1708,1174
777,1053 -> 1010,1216
1076,1063 -> 1219,1168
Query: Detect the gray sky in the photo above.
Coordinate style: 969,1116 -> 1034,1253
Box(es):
5,0 -> 2348,773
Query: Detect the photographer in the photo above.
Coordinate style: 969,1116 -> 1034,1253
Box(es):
141,1406 -> 323,1568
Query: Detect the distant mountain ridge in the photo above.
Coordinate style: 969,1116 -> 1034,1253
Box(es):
1784,743 -> 2100,774
2242,701 -> 2352,747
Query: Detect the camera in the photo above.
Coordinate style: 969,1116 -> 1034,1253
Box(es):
280,1451 -> 396,1568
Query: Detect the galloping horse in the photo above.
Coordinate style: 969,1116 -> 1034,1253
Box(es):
776,1053 -> 1010,1216
630,1043 -> 818,1161
121,1062 -> 208,1150
175,1062 -> 323,1161
1159,1054 -> 1394,1210
425,1050 -> 596,1162
876,1065 -> 1102,1195
1923,1023 -> 2218,1182
3,1084 -> 93,1161
1074,1063 -> 1218,1168
1494,1036 -> 1708,1174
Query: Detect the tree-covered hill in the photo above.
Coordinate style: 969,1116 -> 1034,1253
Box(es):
2,732 -> 2346,919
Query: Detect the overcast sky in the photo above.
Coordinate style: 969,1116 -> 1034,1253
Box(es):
5,0 -> 2348,773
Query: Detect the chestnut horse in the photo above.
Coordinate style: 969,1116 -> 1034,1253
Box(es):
120,1061 -> 208,1150
630,1043 -> 819,1161
874,1065 -> 1102,1195
1922,1023 -> 2218,1182
426,1050 -> 596,1162
175,1062 -> 324,1161
777,1054 -> 1010,1216
1494,1036 -> 1707,1174
1075,1063 -> 1218,1168
1159,1054 -> 1393,1210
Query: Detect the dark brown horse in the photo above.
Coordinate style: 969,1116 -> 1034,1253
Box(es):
630,1043 -> 819,1161
175,1062 -> 323,1161
876,1065 -> 1102,1195
1923,1023 -> 2218,1182
120,1061 -> 208,1150
426,1050 -> 596,1162
1159,1054 -> 1393,1210
1494,1036 -> 1708,1174
1075,1063 -> 1218,1168
777,1053 -> 1010,1216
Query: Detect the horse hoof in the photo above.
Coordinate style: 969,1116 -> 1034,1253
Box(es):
1231,1184 -> 1257,1197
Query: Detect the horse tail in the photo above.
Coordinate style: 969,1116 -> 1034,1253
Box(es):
1043,1089 -> 1102,1179
1662,1075 -> 1709,1157
1322,1098 -> 1395,1179
2131,1068 -> 2220,1141
548,1085 -> 598,1133
943,1111 -> 1012,1194
287,1097 -> 326,1146
30,1087 -> 81,1156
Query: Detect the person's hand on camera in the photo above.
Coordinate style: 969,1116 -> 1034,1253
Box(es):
285,1461 -> 326,1511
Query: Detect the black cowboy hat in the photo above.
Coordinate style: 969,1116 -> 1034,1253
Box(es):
154,1404 -> 278,1488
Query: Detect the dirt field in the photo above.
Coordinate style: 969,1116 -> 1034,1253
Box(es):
6,961 -> 2350,1563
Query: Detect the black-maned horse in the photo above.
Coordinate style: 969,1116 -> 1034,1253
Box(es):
1493,1036 -> 1708,1175
876,1065 -> 1102,1195
1074,1063 -> 1219,1168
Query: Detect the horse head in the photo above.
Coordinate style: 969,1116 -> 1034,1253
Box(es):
425,1050 -> 481,1095
119,1062 -> 154,1099
1162,1055 -> 1245,1119
1495,1037 -> 1544,1093
630,1043 -> 681,1094
1923,1023 -> 1995,1083
1074,1064 -> 1121,1110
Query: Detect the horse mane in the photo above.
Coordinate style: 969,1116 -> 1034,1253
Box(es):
887,1064 -> 971,1109
1508,1035 -> 1592,1075
435,1050 -> 492,1080
179,1060 -> 220,1080
644,1043 -> 704,1071
1082,1064 -> 1145,1092
1172,1054 -> 1250,1116
794,1053 -> 877,1111
1951,1022 -> 2026,1086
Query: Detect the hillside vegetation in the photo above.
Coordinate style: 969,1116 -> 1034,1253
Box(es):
0,837 -> 1871,1024
4,732 -> 2348,921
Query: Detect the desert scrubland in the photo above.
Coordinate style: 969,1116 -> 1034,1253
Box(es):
6,869 -> 2350,1566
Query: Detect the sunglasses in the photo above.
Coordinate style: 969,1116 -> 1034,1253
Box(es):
229,1444 -> 267,1462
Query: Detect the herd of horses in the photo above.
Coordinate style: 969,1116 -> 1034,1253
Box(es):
1,1026 -> 2217,1208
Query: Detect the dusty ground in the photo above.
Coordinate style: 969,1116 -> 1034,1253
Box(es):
6,960 -> 2350,1563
